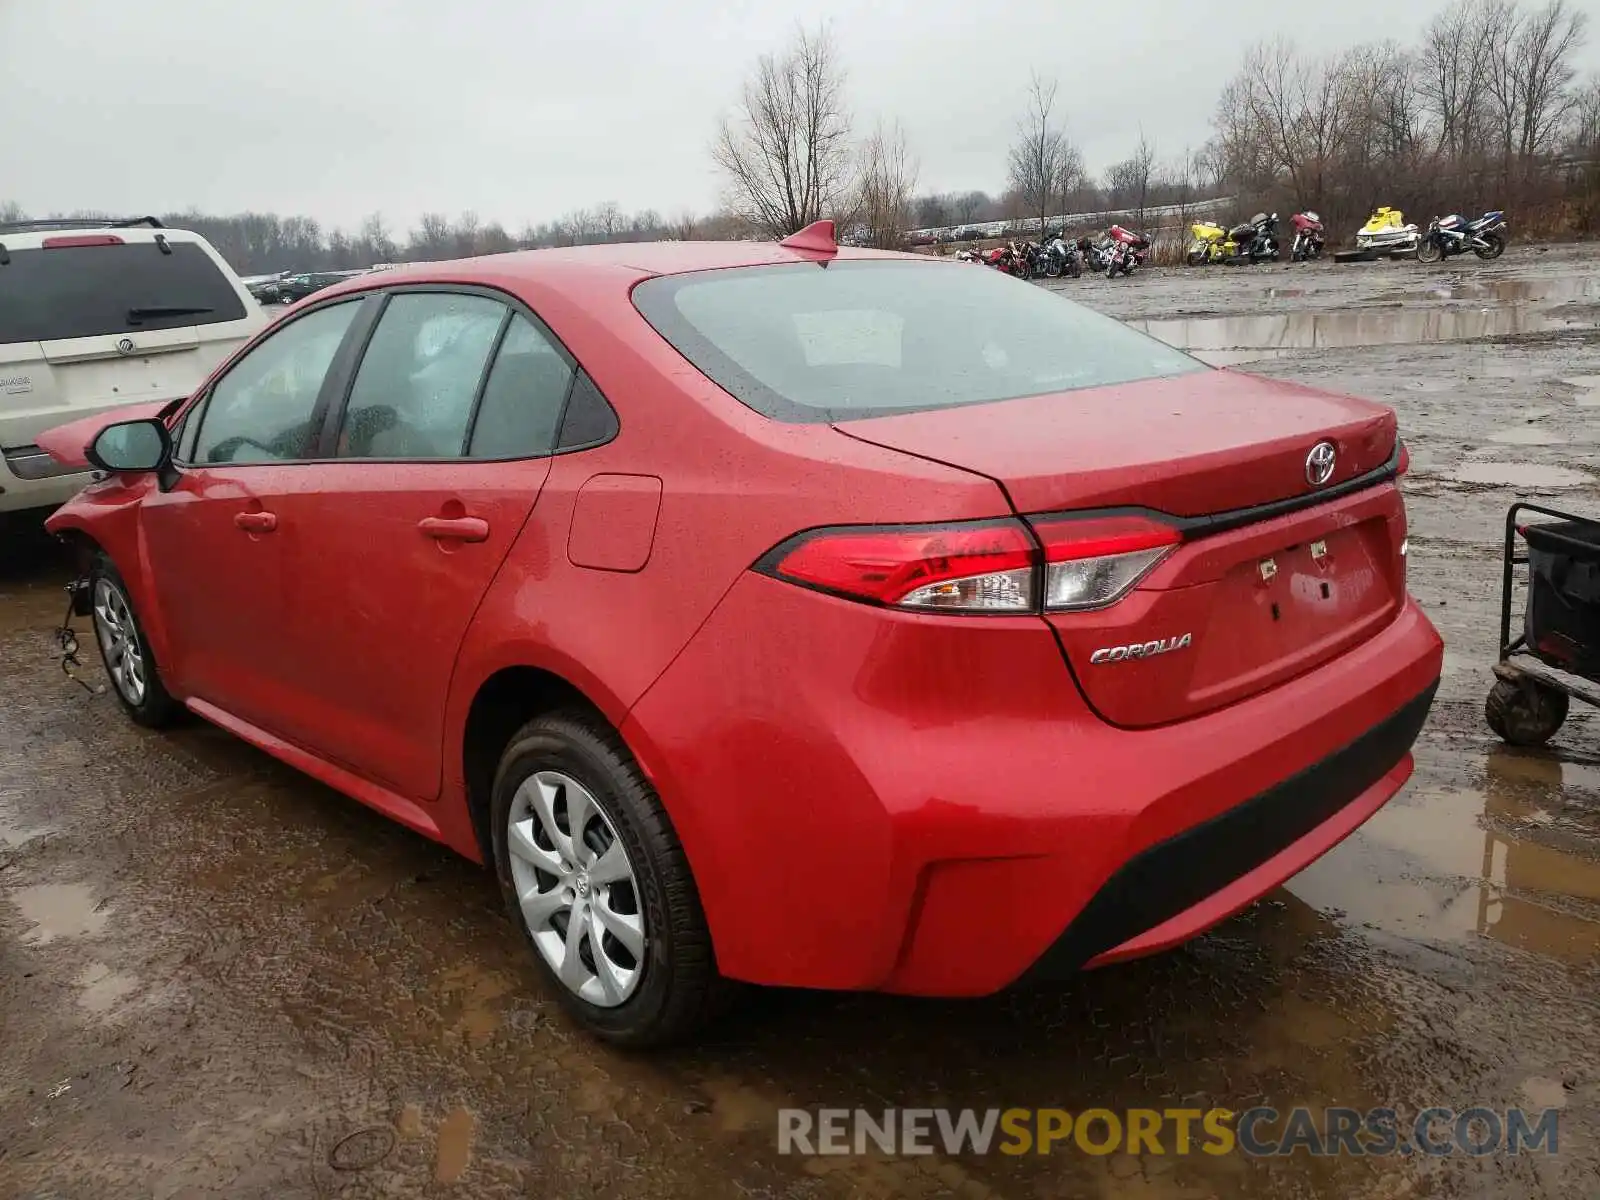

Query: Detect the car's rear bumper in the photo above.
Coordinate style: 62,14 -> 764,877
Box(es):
623,574 -> 1443,995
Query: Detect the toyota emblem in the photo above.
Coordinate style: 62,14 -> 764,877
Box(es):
1305,441 -> 1337,486
116,337 -> 136,355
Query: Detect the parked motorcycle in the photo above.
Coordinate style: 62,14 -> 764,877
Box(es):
1289,211 -> 1325,261
1416,210 -> 1508,263
1186,220 -> 1235,266
1104,225 -> 1151,278
1355,206 -> 1419,257
1039,236 -> 1082,278
1080,236 -> 1112,274
1225,213 -> 1281,263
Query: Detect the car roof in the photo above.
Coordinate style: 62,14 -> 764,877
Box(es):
0,225 -> 210,252
301,240 -> 932,312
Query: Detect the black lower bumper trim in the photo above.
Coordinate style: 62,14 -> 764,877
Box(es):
1025,680 -> 1438,978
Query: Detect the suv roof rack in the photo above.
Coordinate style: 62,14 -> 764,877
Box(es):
0,215 -> 165,234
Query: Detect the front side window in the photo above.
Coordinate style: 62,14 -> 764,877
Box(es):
337,293 -> 506,459
632,260 -> 1206,423
191,300 -> 360,464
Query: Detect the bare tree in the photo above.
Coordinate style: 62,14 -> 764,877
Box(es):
713,24 -> 855,237
1570,75 -> 1600,151
1105,129 -> 1157,227
952,191 -> 987,226
1007,72 -> 1079,235
1515,0 -> 1590,165
668,211 -> 701,240
453,211 -> 482,256
1417,0 -> 1496,161
855,121 -> 920,248
0,200 -> 25,223
593,201 -> 625,240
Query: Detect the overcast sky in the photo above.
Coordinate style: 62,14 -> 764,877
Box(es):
3,0 -> 1597,234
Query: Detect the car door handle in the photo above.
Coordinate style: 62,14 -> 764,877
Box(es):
234,511 -> 277,533
418,516 -> 489,543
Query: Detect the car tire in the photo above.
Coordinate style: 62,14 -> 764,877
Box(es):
89,552 -> 180,728
490,710 -> 726,1047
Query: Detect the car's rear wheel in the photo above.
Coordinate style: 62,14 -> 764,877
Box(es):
89,553 -> 179,728
490,710 -> 724,1047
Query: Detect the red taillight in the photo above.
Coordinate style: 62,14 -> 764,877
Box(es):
758,513 -> 1181,614
42,235 -> 124,248
1028,514 -> 1179,611
759,520 -> 1038,612
1397,440 -> 1410,476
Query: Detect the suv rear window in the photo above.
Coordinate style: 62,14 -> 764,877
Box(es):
632,260 -> 1205,423
0,242 -> 248,344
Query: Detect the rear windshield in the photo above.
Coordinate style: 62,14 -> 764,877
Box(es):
632,259 -> 1205,422
0,242 -> 248,344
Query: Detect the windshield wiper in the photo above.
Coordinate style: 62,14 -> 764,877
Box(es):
126,305 -> 213,324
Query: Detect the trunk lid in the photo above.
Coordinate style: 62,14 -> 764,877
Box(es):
834,369 -> 1395,516
836,370 -> 1406,726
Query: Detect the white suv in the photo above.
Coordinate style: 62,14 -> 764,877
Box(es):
0,217 -> 268,517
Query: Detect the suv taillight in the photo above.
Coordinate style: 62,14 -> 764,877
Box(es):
756,514 -> 1180,615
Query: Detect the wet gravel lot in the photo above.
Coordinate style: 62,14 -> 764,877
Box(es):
4,245 -> 1600,1199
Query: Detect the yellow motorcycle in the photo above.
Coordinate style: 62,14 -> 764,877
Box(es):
1186,220 -> 1236,266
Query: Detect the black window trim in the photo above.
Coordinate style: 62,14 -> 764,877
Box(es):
323,283 -> 617,464
177,281 -> 618,469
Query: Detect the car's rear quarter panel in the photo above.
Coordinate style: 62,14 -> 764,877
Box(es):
439,266 -> 1014,824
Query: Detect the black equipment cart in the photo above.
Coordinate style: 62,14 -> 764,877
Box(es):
1488,502 -> 1600,745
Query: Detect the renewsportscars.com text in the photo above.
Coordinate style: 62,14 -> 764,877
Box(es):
777,1106 -> 1560,1158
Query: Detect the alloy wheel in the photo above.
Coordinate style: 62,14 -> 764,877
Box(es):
93,579 -> 147,706
505,770 -> 646,1007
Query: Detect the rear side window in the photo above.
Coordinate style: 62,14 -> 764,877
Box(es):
337,292 -> 507,460
467,313 -> 575,459
0,242 -> 248,343
192,300 -> 360,464
632,260 -> 1205,423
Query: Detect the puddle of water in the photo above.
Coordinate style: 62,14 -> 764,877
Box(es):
76,962 -> 140,1014
1446,462 -> 1591,488
11,883 -> 110,944
1488,426 -> 1569,446
1436,276 -> 1600,303
1137,305 -> 1589,355
433,1105 -> 476,1184
1565,375 -> 1600,407
0,810 -> 53,849
1290,761 -> 1600,964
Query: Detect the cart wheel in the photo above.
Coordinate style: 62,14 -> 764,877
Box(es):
1485,677 -> 1569,746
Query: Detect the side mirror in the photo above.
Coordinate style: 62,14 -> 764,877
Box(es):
86,418 -> 171,473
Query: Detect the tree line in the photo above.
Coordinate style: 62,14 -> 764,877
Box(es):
4,0 -> 1594,274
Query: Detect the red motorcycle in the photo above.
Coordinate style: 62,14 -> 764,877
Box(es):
975,241 -> 1030,278
1104,225 -> 1151,278
1290,212 -> 1325,261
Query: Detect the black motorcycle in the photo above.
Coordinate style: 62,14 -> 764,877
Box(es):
1226,212 -> 1281,264
1039,236 -> 1082,279
1416,210 -> 1508,263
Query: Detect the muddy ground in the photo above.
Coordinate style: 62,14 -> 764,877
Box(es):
3,245 -> 1599,1200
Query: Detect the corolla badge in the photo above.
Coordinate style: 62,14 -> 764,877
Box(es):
1089,633 -> 1193,665
116,337 -> 136,355
1305,440 -> 1337,486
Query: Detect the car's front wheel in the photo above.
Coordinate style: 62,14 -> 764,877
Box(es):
89,553 -> 180,728
490,710 -> 725,1047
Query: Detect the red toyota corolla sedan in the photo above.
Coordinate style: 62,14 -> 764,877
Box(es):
39,223 -> 1442,1046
